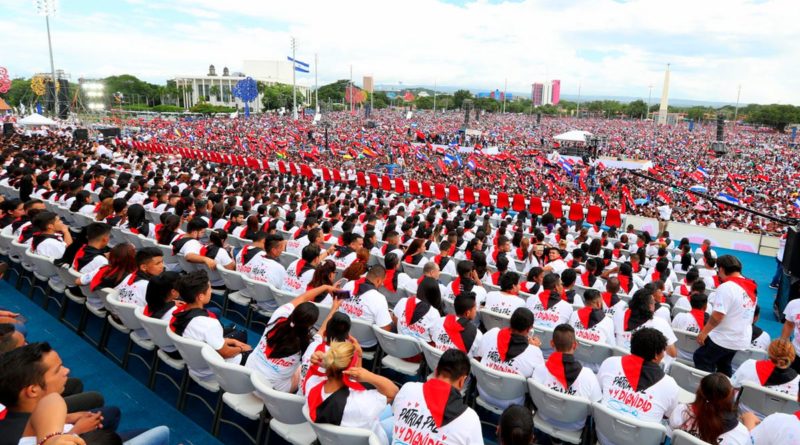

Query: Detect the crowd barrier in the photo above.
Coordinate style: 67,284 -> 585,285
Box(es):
128,140 -> 778,257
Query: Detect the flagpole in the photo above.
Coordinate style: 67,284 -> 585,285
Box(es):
433,79 -> 437,117
291,36 -> 298,120
733,84 -> 741,128
315,53 -> 319,115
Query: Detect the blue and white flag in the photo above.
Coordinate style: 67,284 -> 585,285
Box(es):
696,166 -> 709,178
558,159 -> 573,175
444,153 -> 458,165
717,193 -> 740,205
793,196 -> 800,208
689,185 -> 708,194
467,159 -> 476,171
415,151 -> 428,162
455,154 -> 463,168
287,56 -> 310,73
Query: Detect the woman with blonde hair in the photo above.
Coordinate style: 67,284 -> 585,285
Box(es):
304,341 -> 398,445
669,373 -> 755,444
94,198 -> 114,221
731,338 -> 799,417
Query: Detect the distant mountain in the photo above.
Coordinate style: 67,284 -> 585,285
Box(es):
374,84 -> 740,108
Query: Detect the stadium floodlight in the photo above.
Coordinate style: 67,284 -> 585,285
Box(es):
35,0 -> 60,117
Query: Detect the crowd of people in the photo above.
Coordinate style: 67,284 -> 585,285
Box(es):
0,121 -> 797,445
89,109 -> 800,235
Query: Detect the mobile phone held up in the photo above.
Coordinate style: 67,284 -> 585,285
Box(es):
333,289 -> 351,300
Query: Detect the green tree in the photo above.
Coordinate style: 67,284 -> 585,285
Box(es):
538,104 -> 558,115
745,104 -> 800,131
260,83 -> 304,110
317,80 -> 349,103
626,100 -> 648,119
189,101 -> 236,114
685,106 -> 709,122
209,85 -> 221,101
453,89 -> 473,108
2,78 -> 33,107
103,74 -> 162,106
415,96 -> 434,110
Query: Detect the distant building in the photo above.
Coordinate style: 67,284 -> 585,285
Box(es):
363,76 -> 374,93
171,60 -> 310,110
531,80 -> 560,106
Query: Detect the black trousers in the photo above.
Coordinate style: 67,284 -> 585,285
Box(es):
62,377 -> 105,412
693,337 -> 738,376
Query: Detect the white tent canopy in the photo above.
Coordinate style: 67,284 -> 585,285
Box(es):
553,130 -> 593,143
18,113 -> 58,127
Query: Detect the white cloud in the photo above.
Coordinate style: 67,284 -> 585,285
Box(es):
1,0 -> 797,104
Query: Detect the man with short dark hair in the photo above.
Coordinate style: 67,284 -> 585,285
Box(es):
391,349 -> 483,445
597,328 -> 680,445
525,272 -> 573,329
695,254 -> 757,376
430,292 -> 482,357
333,232 -> 362,269
338,265 -> 393,343
30,211 -> 72,259
72,222 -> 110,274
172,217 -> 217,269
532,324 -> 601,432
484,272 -> 525,316
477,307 -> 544,408
568,289 -> 615,349
115,247 -> 164,307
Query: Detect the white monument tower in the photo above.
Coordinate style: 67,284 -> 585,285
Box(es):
657,63 -> 670,125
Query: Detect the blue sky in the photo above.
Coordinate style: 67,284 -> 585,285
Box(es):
2,0 -> 797,104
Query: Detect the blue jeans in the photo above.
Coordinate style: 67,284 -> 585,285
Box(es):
123,426 -> 170,445
771,258 -> 783,287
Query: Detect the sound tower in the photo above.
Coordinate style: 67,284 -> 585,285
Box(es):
73,129 -> 88,141
98,127 -> 120,139
536,113 -> 541,125
57,79 -> 70,120
3,123 -> 13,137
716,114 -> 724,141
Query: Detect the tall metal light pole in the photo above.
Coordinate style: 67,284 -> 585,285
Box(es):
291,37 -> 298,120
646,84 -> 653,121
576,83 -> 581,118
37,0 -> 59,118
733,85 -> 742,127
433,79 -> 437,116
314,53 -> 319,115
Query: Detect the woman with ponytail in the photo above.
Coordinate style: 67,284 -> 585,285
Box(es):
76,243 -> 137,309
669,373 -> 754,444
156,214 -> 181,246
121,204 -> 154,238
246,284 -> 336,393
303,341 -> 397,445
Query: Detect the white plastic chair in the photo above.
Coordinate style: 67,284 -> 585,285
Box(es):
738,380 -> 800,419
302,405 -> 381,445
372,326 -> 422,377
469,358 -> 528,415
673,329 -> 700,366
668,361 -> 706,404
732,348 -> 769,371
279,252 -> 300,269
349,318 -> 378,362
419,340 -> 445,376
242,275 -> 277,320
480,308 -> 511,331
250,373 -> 317,445
121,229 -> 145,250
573,338 -> 614,372
105,292 -> 155,372
134,307 -> 187,395
176,254 -> 198,273
155,243 -> 179,269
402,262 -> 424,279
201,347 -> 265,441
671,430 -> 712,445
269,284 -> 298,307
439,272 -> 455,285
166,328 -> 221,411
527,378 -> 592,444
591,401 -> 666,445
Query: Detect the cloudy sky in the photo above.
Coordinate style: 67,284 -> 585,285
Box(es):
2,0 -> 798,104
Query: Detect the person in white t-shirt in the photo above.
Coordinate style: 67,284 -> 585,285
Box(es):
748,409 -> 800,444
235,233 -> 287,312
392,349 -> 484,445
568,289 -> 615,349
393,276 -> 443,343
525,273 -> 573,329
170,271 -> 252,379
672,293 -> 710,362
750,306 -> 771,353
246,284 -> 337,393
612,288 -> 678,358
781,291 -> 800,373
484,272 -> 526,317
542,248 -> 567,275
597,328 -> 680,445
476,307 -> 544,409
171,218 -> 218,270
695,255 -> 757,376
332,232 -> 363,270
338,266 -> 393,347
304,341 -> 397,445
731,339 -> 800,418
115,247 -> 164,307
29,211 -> 72,260
532,324 -> 601,432
668,372 -> 755,445
430,292 -> 483,357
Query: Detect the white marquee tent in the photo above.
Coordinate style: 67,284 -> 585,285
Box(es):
553,130 -> 593,143
17,113 -> 58,127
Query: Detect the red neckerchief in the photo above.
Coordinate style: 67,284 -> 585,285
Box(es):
516,247 -> 525,261
679,283 -> 690,297
580,271 -> 593,286
651,270 -> 661,282
405,297 -> 418,326
442,315 -> 466,352
497,328 -> 514,361
621,354 -> 645,391
450,276 -> 461,296
723,275 -> 758,303
618,275 -> 631,293
755,360 -> 776,386
491,271 -> 500,286
383,269 -> 397,292
690,309 -> 706,330
631,262 -> 641,273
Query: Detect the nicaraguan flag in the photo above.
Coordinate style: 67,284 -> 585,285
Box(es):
287,56 -> 310,73
455,154 -> 463,168
444,153 -> 457,165
558,159 -> 573,175
717,193 -> 740,205
689,185 -> 707,194
793,196 -> 800,208
467,159 -> 476,171
415,151 -> 428,162
696,166 -> 709,178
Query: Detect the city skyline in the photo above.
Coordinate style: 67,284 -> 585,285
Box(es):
1,0 -> 798,105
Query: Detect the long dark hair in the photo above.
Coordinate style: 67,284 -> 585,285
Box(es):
684,373 -> 736,443
265,302 -> 319,358
157,214 -> 180,245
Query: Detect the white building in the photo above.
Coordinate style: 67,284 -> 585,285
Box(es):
172,61 -> 310,111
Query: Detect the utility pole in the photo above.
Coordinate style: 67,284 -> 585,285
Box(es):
291,36 -> 297,120
733,85 -> 742,127
315,53 -> 319,115
646,84 -> 653,121
433,79 -> 437,117
576,83 -> 581,118
502,78 -> 507,113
